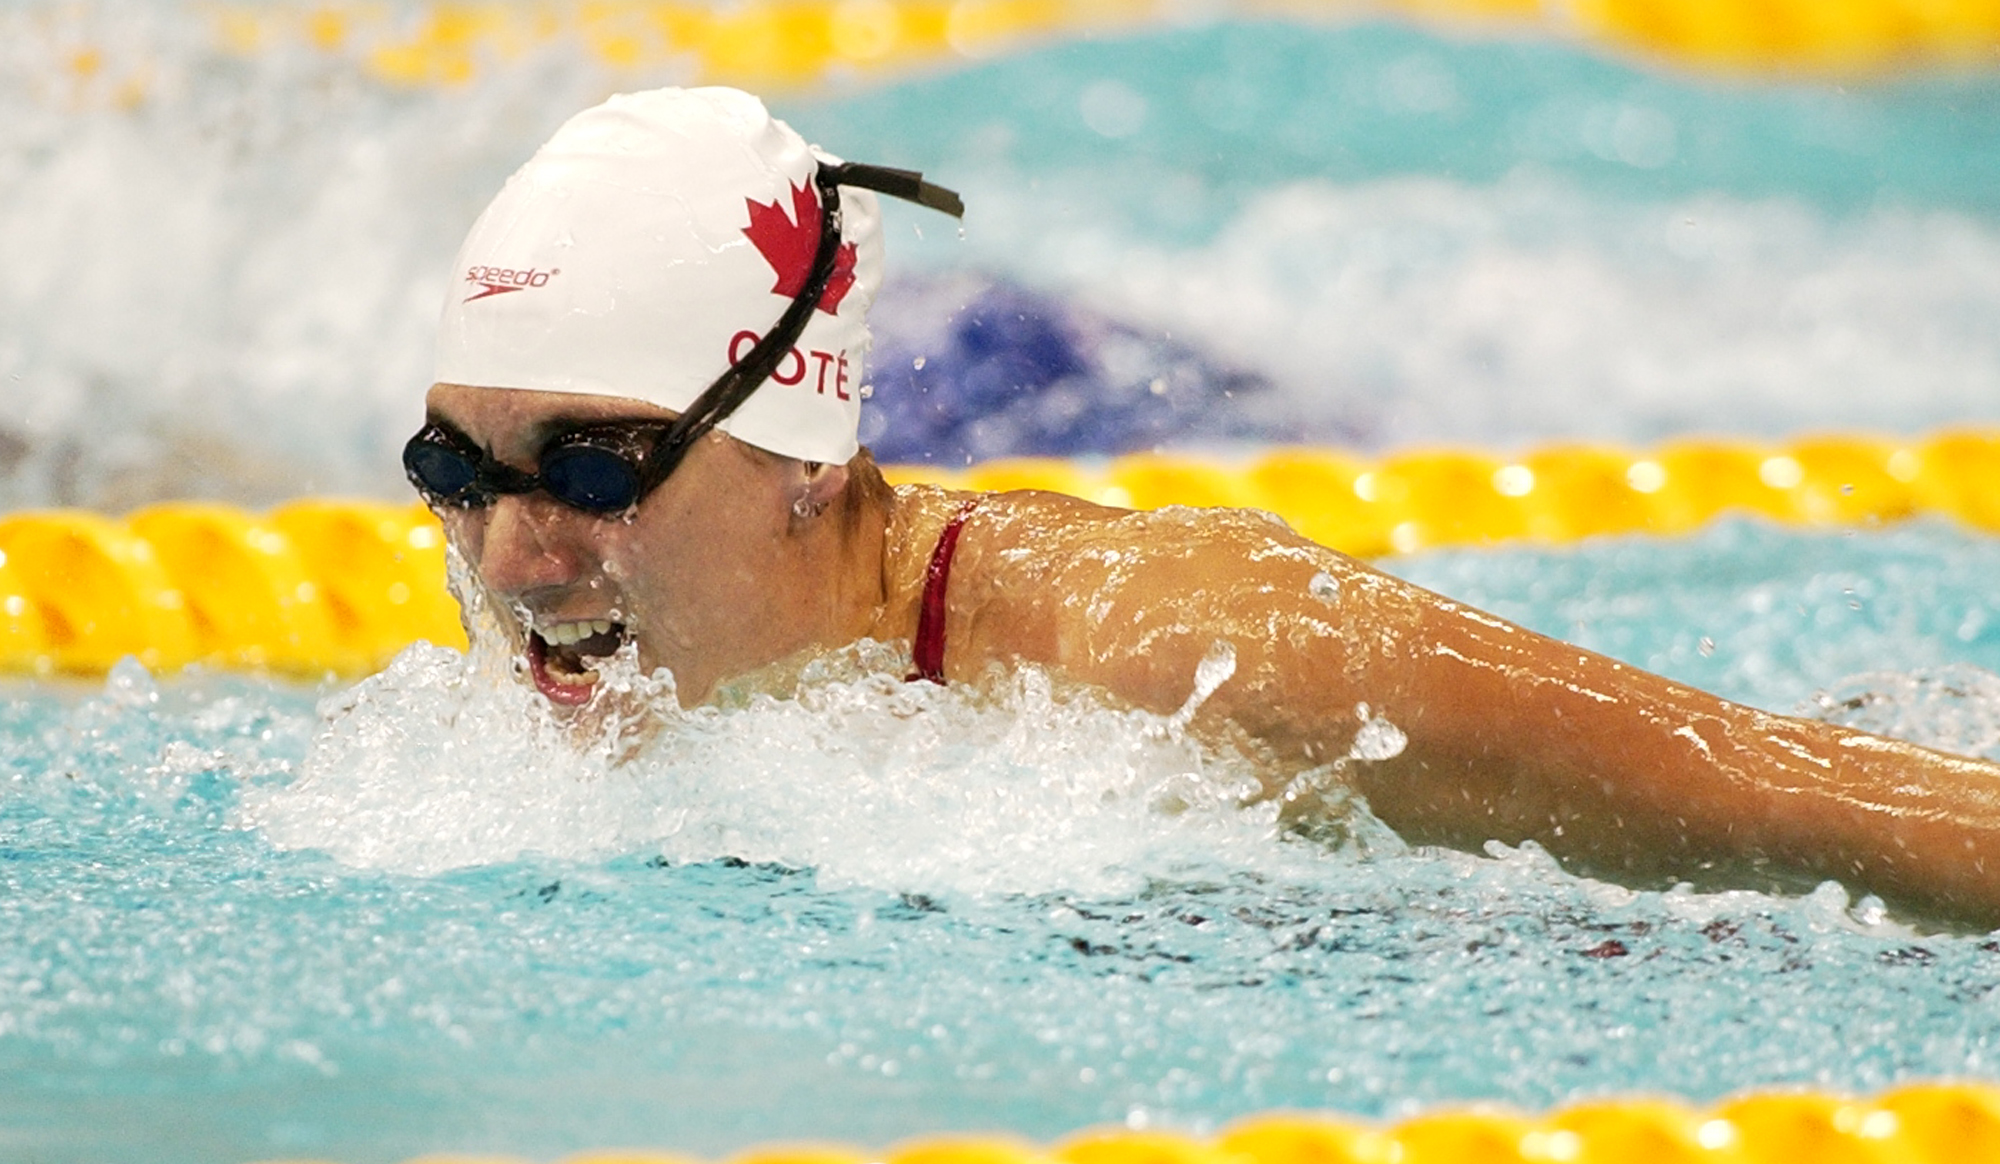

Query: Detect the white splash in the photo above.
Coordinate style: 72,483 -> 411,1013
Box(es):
1012,174 -> 2000,448
1170,638 -> 1238,729
1347,702 -> 1409,762
1801,663 -> 2000,761
239,634 -> 1294,896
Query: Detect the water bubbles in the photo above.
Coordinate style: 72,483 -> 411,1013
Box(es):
1171,639 -> 1238,730
912,355 -> 926,371
1308,571 -> 1340,605
1801,664 -> 2000,760
104,656 -> 160,708
241,631 -> 1284,895
1348,703 -> 1408,762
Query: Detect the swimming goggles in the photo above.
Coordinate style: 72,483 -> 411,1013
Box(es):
403,419 -> 671,515
405,162 -> 963,516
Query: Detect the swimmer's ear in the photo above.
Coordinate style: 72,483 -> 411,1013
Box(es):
790,460 -> 849,521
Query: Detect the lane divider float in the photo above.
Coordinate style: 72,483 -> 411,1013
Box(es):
3,430 -> 1997,677
242,1082 -> 2000,1164
33,0 -> 2000,112
207,0 -> 2000,83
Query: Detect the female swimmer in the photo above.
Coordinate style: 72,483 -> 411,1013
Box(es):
414,86 -> 2000,930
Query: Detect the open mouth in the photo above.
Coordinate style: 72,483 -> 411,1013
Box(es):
525,619 -> 629,706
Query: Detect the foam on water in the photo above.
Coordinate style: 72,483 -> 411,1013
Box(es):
14,524 -> 2000,1162
10,8 -> 2000,1158
1803,664 -> 2000,763
1017,176 -> 2000,448
243,632 -> 1291,895
0,0 -> 610,506
6,13 -> 2000,505
235,518 -> 2000,898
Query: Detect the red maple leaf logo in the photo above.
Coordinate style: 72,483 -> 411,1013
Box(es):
743,182 -> 857,315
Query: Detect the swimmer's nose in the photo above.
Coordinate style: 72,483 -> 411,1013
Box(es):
474,492 -> 587,598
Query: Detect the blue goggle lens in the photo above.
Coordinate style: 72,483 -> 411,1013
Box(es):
405,440 -> 482,502
404,424 -> 657,516
540,445 -> 642,513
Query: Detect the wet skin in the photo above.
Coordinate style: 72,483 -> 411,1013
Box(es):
429,382 -> 2000,930
425,383 -> 888,706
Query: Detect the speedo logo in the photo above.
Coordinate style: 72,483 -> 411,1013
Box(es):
463,265 -> 560,302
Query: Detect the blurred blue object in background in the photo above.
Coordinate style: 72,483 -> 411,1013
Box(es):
862,274 -> 1355,463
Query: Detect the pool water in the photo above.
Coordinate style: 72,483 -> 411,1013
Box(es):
5,12 -> 2000,502
7,519 -> 2000,1164
7,4 -> 2000,1162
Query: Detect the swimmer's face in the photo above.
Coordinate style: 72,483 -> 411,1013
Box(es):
421,383 -> 827,707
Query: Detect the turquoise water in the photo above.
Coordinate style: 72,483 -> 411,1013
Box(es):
4,10 -> 2000,500
8,521 -> 2000,1164
7,5 -> 2000,1162
781,21 -> 2000,235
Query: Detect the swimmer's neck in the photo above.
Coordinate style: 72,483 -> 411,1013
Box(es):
683,483 -> 965,705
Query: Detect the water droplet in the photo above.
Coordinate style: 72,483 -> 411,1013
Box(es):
1172,640 -> 1237,728
1308,571 -> 1339,604
1698,636 -> 1715,657
858,383 -> 874,400
1348,705 -> 1407,762
912,356 -> 927,371
105,656 -> 159,708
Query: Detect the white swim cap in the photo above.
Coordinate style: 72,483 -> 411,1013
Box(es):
434,87 -> 884,465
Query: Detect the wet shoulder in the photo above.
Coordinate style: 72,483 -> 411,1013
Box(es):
965,491 -> 1334,573
948,491 -> 1357,660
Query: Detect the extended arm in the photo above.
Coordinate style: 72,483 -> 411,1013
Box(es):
1351,583 -> 2000,926
954,495 -> 2000,929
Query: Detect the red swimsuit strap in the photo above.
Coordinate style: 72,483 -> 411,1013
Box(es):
909,498 -> 979,684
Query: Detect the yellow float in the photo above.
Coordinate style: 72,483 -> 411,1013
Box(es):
30,0 -> 2000,113
237,1081 -> 2000,1164
3,430 -> 1997,678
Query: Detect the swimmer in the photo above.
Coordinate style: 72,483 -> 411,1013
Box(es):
414,86 -> 2000,930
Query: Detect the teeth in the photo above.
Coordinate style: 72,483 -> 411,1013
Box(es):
538,619 -> 620,646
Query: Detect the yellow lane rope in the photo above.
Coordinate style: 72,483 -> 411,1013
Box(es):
193,0 -> 2000,83
240,1082 -> 2000,1164
30,0 -> 2000,112
2,430 -> 1997,677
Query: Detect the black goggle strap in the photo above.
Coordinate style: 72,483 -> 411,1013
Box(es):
635,175 -> 847,496
636,162 -> 966,498
819,162 -> 966,219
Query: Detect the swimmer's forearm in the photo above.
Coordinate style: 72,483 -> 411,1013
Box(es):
1354,608 -> 2000,928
